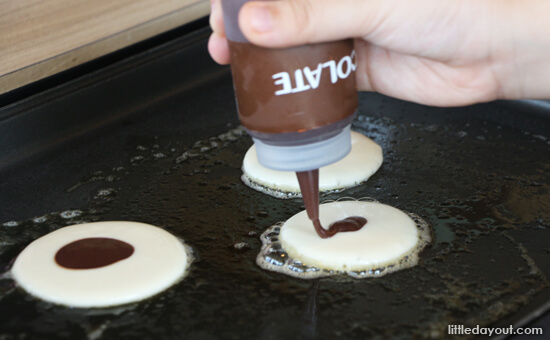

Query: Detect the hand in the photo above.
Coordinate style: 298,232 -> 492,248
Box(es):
209,0 -> 550,107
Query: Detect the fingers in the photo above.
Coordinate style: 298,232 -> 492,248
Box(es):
209,0 -> 225,36
208,33 -> 231,64
237,0 -> 477,61
209,0 -> 230,64
352,39 -> 374,92
238,0 -> 377,47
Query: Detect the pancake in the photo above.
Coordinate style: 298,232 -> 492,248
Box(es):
242,131 -> 383,198
257,200 -> 431,279
11,221 -> 191,307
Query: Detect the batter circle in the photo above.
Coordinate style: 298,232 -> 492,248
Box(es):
11,221 -> 191,307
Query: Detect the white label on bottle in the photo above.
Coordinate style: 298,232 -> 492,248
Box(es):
273,72 -> 292,95
273,50 -> 357,96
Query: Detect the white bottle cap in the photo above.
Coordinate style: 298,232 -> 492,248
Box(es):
252,125 -> 352,172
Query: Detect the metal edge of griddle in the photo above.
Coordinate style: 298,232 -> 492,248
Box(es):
0,24 -> 227,178
497,300 -> 550,340
461,99 -> 550,137
496,99 -> 550,134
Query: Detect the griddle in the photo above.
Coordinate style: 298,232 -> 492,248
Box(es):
0,24 -> 549,340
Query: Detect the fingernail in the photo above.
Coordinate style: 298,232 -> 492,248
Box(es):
249,5 -> 273,32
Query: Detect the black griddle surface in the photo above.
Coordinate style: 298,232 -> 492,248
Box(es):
0,27 -> 549,340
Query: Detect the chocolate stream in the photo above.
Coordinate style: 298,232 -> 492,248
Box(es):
296,170 -> 366,238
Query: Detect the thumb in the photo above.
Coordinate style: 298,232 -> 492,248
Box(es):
238,0 -> 377,47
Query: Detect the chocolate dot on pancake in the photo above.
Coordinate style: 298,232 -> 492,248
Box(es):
55,237 -> 134,269
11,221 -> 191,307
242,131 -> 383,198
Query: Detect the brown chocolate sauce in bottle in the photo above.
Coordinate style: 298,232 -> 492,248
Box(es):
223,0 -> 364,237
229,41 -> 358,134
55,237 -> 134,269
223,0 -> 358,173
296,170 -> 366,238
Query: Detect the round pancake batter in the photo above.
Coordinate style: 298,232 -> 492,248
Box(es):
242,131 -> 383,198
11,221 -> 191,307
257,200 -> 431,278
